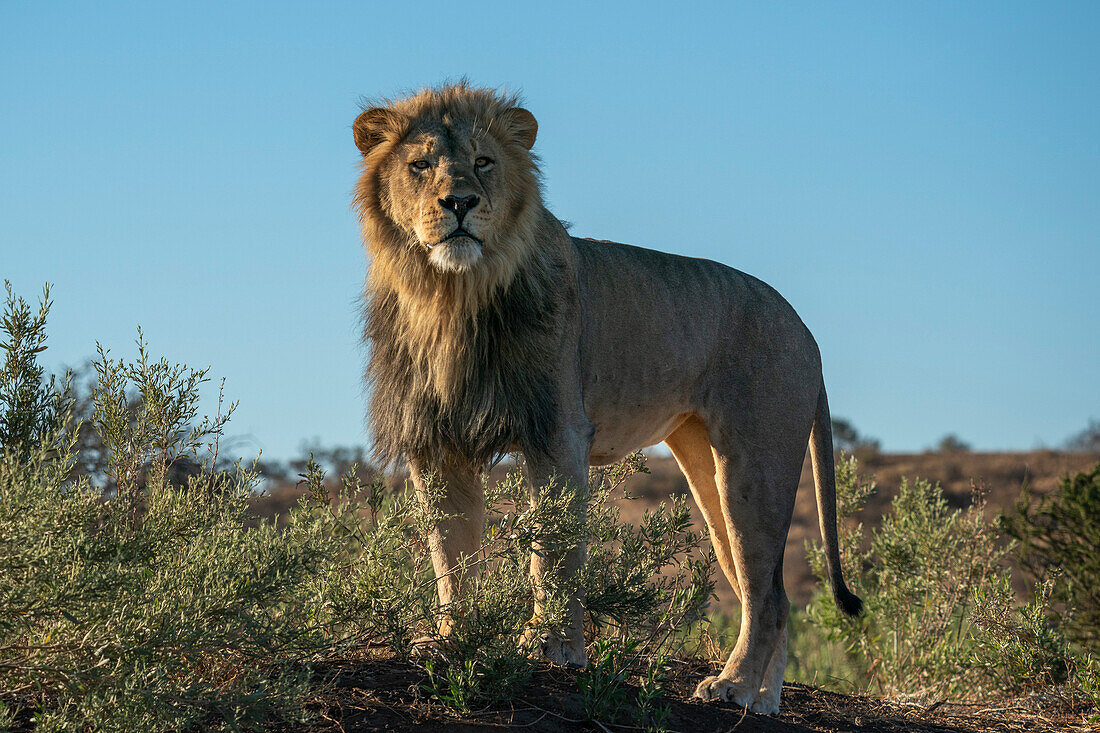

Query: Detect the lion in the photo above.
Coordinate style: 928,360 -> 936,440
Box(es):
352,82 -> 862,715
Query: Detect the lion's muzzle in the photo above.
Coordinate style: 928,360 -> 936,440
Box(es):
439,194 -> 480,224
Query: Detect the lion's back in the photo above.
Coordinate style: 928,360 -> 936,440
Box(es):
572,236 -> 810,346
571,236 -> 821,411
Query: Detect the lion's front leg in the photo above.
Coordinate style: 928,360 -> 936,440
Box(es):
524,443 -> 590,668
409,457 -> 485,637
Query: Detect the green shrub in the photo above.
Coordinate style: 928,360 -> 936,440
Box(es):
970,575 -> 1072,692
970,574 -> 1100,719
0,285 -> 713,728
807,455 -> 1099,715
1001,463 -> 1100,651
807,461 -> 1010,698
291,451 -> 713,715
580,454 -> 714,647
577,638 -> 634,722
0,289 -> 328,731
0,283 -> 60,463
575,638 -> 671,731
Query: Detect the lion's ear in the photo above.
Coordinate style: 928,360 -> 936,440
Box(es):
353,107 -> 399,156
500,107 -> 538,150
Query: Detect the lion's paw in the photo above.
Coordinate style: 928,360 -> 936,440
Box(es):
693,675 -> 755,708
547,637 -> 587,668
523,632 -> 586,668
519,617 -> 587,668
749,691 -> 781,715
409,635 -> 446,660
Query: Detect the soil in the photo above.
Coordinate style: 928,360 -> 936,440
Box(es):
295,655 -> 1093,732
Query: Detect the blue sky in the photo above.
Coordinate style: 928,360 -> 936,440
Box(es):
2,2 -> 1097,459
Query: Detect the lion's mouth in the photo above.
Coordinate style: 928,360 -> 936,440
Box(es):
428,228 -> 483,249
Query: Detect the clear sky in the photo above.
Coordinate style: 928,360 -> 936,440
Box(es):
2,2 -> 1097,460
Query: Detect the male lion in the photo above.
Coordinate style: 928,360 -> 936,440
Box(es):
352,83 -> 861,715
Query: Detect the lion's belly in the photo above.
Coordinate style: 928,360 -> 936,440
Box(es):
587,408 -> 691,466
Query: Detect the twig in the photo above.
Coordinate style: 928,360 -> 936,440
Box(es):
207,377 -> 225,481
320,710 -> 347,733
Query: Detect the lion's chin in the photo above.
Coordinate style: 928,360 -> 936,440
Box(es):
427,239 -> 483,272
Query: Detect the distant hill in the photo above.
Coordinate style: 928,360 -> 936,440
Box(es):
617,449 -> 1100,610
251,450 -> 1100,610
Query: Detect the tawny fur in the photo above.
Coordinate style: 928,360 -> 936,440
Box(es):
353,82 -> 861,714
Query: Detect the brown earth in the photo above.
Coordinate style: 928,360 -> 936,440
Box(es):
293,654 -> 1092,732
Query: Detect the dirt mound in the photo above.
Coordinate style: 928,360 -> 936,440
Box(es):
299,656 -> 1086,732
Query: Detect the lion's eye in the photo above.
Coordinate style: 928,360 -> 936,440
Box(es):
475,157 -> 493,169
410,160 -> 430,170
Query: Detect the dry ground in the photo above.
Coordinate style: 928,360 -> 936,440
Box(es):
293,654 -> 1094,732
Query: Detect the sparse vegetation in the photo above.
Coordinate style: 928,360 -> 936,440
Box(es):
1001,463 -> 1100,651
0,288 -> 325,732
0,285 -> 711,731
805,454 -> 1099,719
831,417 -> 881,460
0,283 -> 59,463
935,433 -> 972,453
3,283 -> 1097,731
1065,419 -> 1100,452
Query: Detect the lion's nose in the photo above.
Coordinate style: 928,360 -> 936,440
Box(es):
439,194 -> 480,223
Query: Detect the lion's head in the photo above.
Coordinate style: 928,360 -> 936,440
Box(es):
354,83 -> 557,410
353,83 -> 541,285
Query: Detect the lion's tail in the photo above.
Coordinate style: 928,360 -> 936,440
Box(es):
809,385 -> 863,617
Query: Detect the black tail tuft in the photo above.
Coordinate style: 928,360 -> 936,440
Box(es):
833,580 -> 864,617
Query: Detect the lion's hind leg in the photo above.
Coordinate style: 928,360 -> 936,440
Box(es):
753,623 -> 787,713
671,419 -> 798,715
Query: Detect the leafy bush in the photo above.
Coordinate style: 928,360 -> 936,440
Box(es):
0,284 -> 59,462
970,576 -> 1072,692
0,289 -> 327,731
575,639 -> 671,731
807,455 -> 1099,715
1,284 -> 714,729
292,450 -> 713,717
577,638 -> 634,722
807,461 -> 1008,697
1001,463 -> 1100,651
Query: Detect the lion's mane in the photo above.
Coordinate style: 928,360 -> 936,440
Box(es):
354,84 -> 563,467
